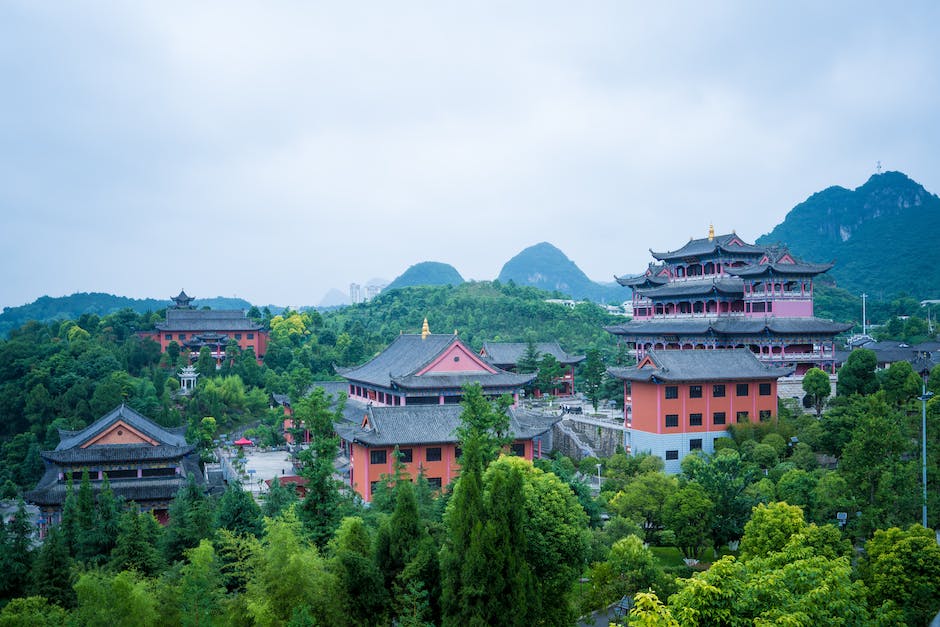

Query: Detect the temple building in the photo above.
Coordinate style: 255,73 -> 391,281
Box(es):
479,341 -> 585,396
333,320 -> 556,501
608,228 -> 851,374
144,290 -> 268,364
336,320 -> 536,406
608,350 -> 791,472
27,404 -> 203,530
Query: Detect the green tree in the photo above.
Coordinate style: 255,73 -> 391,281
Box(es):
837,348 -> 879,396
73,570 -> 158,627
111,506 -> 165,576
163,474 -> 215,564
330,517 -> 389,626
516,339 -> 540,374
375,480 -> 423,590
802,367 -> 831,417
30,527 -> 75,609
0,498 -> 35,602
262,475 -> 298,518
662,482 -> 714,560
580,348 -> 606,412
860,525 -> 940,626
680,449 -> 757,546
0,596 -> 69,627
609,471 -> 677,543
738,501 -> 807,560
196,346 -> 216,379
881,360 -> 922,406
535,354 -> 564,397
216,483 -> 263,538
582,535 -> 667,615
178,539 -> 226,627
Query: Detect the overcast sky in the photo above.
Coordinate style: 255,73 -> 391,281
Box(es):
2,2 -> 939,310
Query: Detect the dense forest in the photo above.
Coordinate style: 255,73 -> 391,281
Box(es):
2,281 -> 940,625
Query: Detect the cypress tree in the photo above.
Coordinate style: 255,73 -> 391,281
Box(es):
0,498 -> 34,602
93,473 -> 122,562
31,527 -> 75,608
74,468 -> 97,562
216,482 -> 263,537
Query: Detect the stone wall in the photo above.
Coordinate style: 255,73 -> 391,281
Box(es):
777,374 -> 838,413
551,417 -> 626,460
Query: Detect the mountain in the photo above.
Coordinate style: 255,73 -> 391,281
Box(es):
318,288 -> 350,308
758,171 -> 940,300
497,242 -> 626,303
0,292 -> 253,338
385,262 -> 464,291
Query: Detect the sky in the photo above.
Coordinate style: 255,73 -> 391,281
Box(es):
2,2 -> 939,310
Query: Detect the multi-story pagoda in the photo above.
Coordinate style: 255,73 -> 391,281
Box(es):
608,228 -> 851,374
27,404 -> 203,530
144,290 -> 268,364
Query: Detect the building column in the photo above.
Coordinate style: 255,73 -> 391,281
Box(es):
439,394 -> 445,405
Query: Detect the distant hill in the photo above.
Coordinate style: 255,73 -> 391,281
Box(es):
497,242 -> 626,303
318,288 -> 350,308
0,292 -> 253,338
758,171 -> 940,300
386,262 -> 464,291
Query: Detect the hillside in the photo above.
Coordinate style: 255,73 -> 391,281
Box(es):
0,292 -> 253,338
758,171 -> 940,300
497,242 -> 626,303
385,261 -> 464,291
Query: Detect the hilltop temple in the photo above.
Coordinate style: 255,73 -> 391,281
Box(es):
607,228 -> 851,374
143,290 -> 268,364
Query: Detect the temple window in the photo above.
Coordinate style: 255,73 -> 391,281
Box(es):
689,385 -> 703,398
665,386 -> 678,399
736,383 -> 749,397
665,414 -> 679,428
759,383 -> 772,395
690,438 -> 703,450
370,450 -> 387,464
689,413 -> 703,426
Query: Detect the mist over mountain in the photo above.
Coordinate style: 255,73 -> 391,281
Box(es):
497,242 -> 626,303
758,171 -> 940,300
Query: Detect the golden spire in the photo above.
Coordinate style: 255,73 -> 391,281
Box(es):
708,224 -> 715,241
421,318 -> 430,339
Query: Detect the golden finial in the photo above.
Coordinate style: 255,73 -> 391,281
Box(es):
421,318 -> 430,339
708,224 -> 715,241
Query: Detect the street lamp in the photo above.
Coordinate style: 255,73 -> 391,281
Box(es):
920,385 -> 934,529
596,463 -> 603,489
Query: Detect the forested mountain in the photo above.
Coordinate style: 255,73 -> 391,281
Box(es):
497,242 -> 626,303
0,293 -> 252,338
385,261 -> 464,291
758,171 -> 940,300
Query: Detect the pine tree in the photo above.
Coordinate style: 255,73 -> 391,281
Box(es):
0,498 -> 34,602
375,481 -> 422,589
74,468 -> 97,562
163,473 -> 214,563
93,474 -> 122,562
111,506 -> 165,576
262,475 -> 297,518
216,482 -> 263,537
31,527 -> 75,608
295,388 -> 346,545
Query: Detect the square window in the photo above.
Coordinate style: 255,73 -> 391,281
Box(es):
713,384 -> 726,398
370,450 -> 387,465
179,334 -> 186,340
247,333 -> 254,340
759,383 -> 772,396
426,447 -> 442,462
665,414 -> 679,428
690,438 -> 703,450
759,410 -> 772,421
235,333 -> 242,340
665,386 -> 678,399
455,446 -> 462,459
736,383 -> 749,397
398,448 -> 413,463
713,411 -> 726,425
665,450 -> 679,460
689,413 -> 703,426
164,334 -> 172,341
427,477 -> 442,490
689,385 -> 703,398
736,411 -> 749,423
510,442 -> 526,457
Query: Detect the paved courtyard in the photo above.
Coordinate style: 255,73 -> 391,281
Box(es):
222,449 -> 296,495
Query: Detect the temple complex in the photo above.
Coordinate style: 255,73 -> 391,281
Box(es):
27,404 -> 203,530
333,320 -> 556,501
608,349 -> 790,472
607,228 -> 851,374
144,290 -> 268,364
336,320 -> 535,406
479,341 -> 584,396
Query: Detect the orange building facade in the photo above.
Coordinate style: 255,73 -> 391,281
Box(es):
608,349 -> 790,472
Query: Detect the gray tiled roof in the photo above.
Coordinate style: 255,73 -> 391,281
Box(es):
616,272 -> 669,288
335,400 -> 559,447
606,318 -> 852,337
391,372 -> 536,390
43,445 -> 194,464
480,342 -> 585,367
339,334 -> 533,390
650,233 -> 765,261
724,261 -> 834,277
27,456 -> 203,506
306,381 -> 351,398
156,308 -> 262,332
607,349 -> 792,382
636,278 -> 744,299
56,405 -> 189,450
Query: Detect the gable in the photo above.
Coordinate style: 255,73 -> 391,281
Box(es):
419,342 -> 497,375
636,355 -> 658,370
777,253 -> 795,264
80,420 -> 159,448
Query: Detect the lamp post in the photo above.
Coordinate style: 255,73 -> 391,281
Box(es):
918,354 -> 934,529
596,463 -> 603,490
